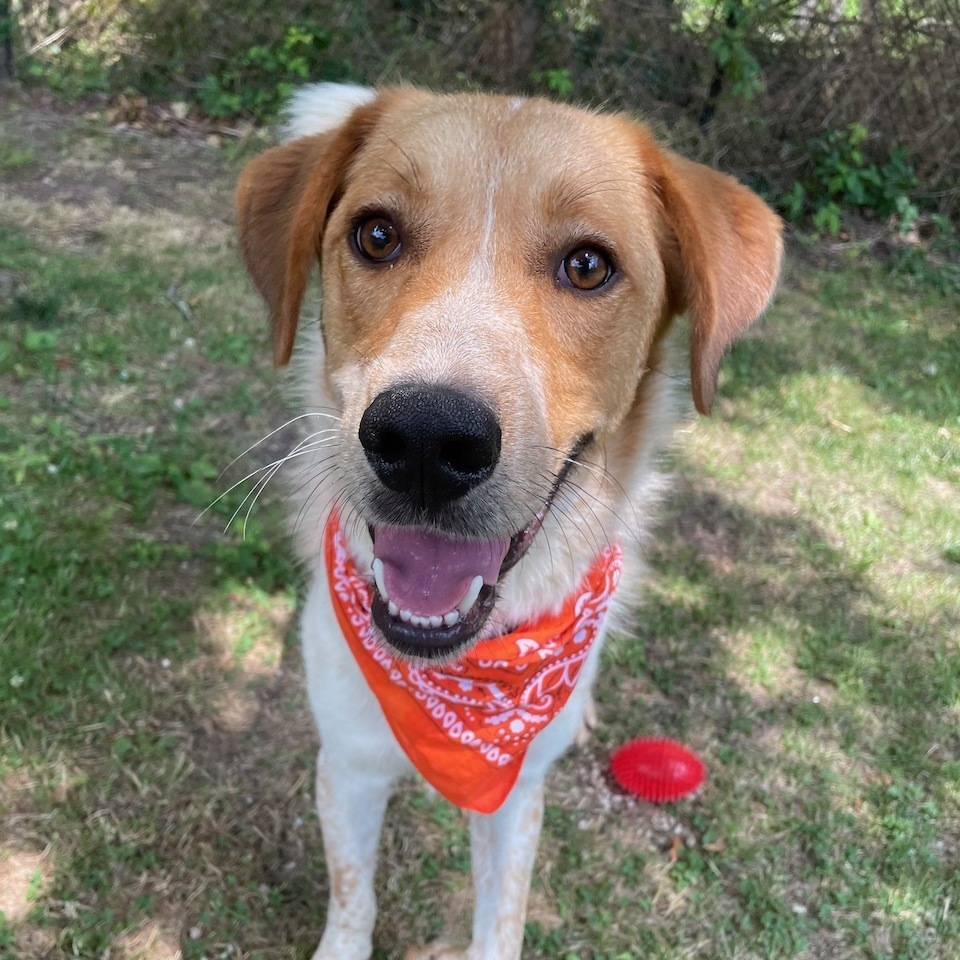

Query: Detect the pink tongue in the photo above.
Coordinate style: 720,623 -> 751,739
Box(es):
373,525 -> 511,617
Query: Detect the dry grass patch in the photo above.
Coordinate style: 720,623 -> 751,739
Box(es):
0,848 -> 51,923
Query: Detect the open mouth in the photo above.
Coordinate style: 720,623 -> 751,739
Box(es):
367,435 -> 592,659
369,515 -> 538,659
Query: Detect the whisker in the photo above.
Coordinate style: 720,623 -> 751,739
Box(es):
559,177 -> 634,207
646,364 -> 689,385
225,466 -> 276,536
200,434 -> 340,531
595,440 -> 645,533
284,460 -> 337,510
281,450 -> 341,492
236,435 -> 342,539
240,462 -> 285,539
218,412 -> 342,480
529,442 -> 646,539
542,477 -> 608,556
292,467 -> 352,539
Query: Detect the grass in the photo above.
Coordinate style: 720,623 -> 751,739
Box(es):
0,141 -> 36,174
2,91 -> 959,959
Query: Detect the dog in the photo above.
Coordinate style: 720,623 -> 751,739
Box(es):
235,82 -> 783,960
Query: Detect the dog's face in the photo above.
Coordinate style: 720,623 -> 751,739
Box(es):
236,86 -> 782,660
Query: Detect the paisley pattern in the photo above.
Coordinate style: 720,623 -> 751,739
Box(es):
325,513 -> 622,812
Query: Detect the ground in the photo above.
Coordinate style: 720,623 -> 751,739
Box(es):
1,87 -> 959,959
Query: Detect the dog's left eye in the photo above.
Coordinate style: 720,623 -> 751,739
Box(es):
355,216 -> 402,263
559,247 -> 613,291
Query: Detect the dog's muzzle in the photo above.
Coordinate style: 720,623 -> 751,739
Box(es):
357,384 -> 511,658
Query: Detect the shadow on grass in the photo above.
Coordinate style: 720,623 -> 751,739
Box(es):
615,482 -> 958,756
595,479 -> 958,955
1,499 -> 472,959
3,480 -> 957,959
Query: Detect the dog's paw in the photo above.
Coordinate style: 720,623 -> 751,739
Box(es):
403,943 -> 472,960
311,933 -> 373,960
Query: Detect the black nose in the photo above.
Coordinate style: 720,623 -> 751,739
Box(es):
358,386 -> 501,512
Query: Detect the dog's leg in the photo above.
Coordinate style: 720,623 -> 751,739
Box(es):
468,776 -> 545,959
311,747 -> 394,960
405,649 -> 604,960
405,776 -> 545,960
301,576 -> 411,960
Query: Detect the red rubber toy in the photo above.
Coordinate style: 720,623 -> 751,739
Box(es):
610,738 -> 706,803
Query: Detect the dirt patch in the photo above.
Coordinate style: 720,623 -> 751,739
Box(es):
0,848 -> 51,922
0,88 -> 243,226
550,742 -> 697,852
112,918 -> 182,960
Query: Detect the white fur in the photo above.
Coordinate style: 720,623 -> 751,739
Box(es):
282,82 -> 377,142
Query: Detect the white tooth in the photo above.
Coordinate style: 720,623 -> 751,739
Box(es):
443,610 -> 459,627
388,600 -> 399,618
372,558 -> 388,600
410,614 -> 423,627
458,575 -> 484,616
428,615 -> 442,628
400,609 -> 412,622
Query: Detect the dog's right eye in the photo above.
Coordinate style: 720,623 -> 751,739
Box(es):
354,216 -> 402,263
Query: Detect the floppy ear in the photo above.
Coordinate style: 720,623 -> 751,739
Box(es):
642,141 -> 784,414
234,89 -> 383,366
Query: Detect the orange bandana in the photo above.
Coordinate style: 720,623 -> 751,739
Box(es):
325,514 -> 623,814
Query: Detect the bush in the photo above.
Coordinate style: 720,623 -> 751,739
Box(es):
196,24 -> 341,119
11,0 -> 960,222
781,124 -> 920,235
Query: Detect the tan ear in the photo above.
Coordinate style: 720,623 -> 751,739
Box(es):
234,98 -> 384,365
642,141 -> 784,414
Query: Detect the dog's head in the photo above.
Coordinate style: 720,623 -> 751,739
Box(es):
236,84 -> 782,659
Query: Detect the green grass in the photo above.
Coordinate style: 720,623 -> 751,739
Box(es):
2,96 -> 959,959
0,140 -> 36,173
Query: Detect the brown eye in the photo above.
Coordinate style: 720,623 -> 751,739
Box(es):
355,216 -> 402,262
560,247 -> 613,291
